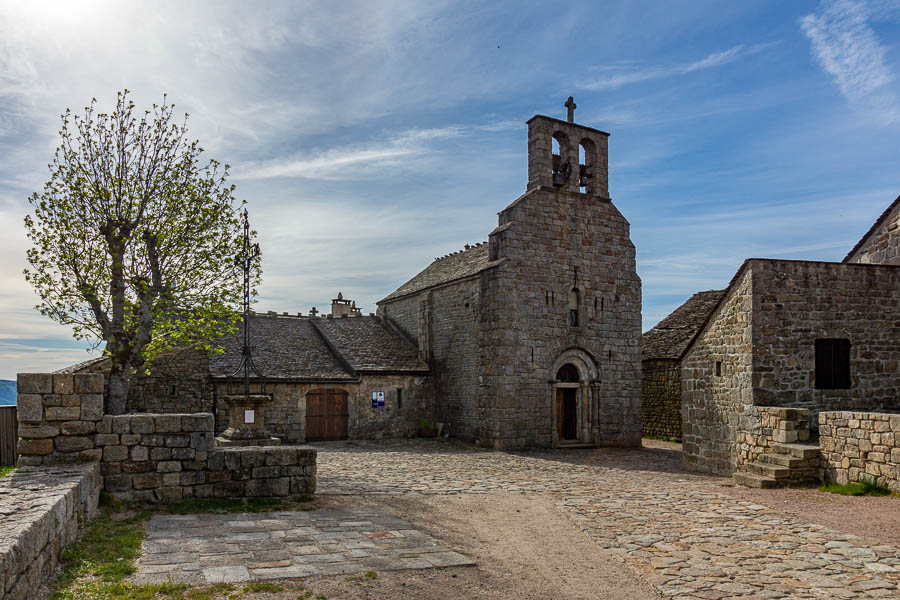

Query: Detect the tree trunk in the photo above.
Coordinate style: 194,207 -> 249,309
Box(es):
107,369 -> 130,415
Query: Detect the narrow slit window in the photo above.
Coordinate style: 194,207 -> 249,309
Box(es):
815,338 -> 851,389
396,388 -> 403,410
715,361 -> 722,377
568,289 -> 580,327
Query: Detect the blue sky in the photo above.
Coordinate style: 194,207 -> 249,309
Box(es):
1,0 -> 899,380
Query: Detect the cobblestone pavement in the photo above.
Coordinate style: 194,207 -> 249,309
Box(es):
134,508 -> 472,584
314,439 -> 900,599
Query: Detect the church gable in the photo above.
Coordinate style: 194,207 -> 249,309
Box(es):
844,194 -> 900,265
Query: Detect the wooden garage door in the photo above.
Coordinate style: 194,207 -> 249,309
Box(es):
306,389 -> 349,442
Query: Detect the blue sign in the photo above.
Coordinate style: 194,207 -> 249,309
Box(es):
372,391 -> 385,408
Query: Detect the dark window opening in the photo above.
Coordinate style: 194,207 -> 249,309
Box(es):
168,384 -> 177,397
816,338 -> 851,389
568,289 -> 580,327
396,388 -> 403,410
715,361 -> 722,377
556,363 -> 579,383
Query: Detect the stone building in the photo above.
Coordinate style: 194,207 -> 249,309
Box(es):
65,100 -> 642,449
681,195 -> 900,475
377,103 -> 642,449
641,290 -> 723,441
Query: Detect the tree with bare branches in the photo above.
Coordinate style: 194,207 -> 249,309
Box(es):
24,90 -> 257,414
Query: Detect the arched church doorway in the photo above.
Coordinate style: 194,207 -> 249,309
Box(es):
556,364 -> 580,440
306,389 -> 349,441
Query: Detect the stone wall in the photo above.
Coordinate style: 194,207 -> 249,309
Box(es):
736,406 -> 812,467
0,464 -> 100,600
845,199 -> 900,266
16,374 -> 317,504
681,267 -> 754,475
819,411 -> 900,492
479,185 -> 642,449
750,260 -> 900,422
641,359 -> 681,440
211,375 -> 431,442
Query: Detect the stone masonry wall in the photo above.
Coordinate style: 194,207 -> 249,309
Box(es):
819,411 -> 900,492
845,200 -> 900,266
736,406 -> 812,467
751,260 -> 900,423
681,267 -> 754,475
212,375 -> 431,443
17,374 -> 317,504
479,185 -> 642,449
0,464 -> 100,600
641,359 -> 681,441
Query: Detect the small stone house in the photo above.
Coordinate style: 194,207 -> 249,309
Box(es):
641,290 -> 723,441
377,106 -> 642,449
69,305 -> 431,443
681,194 -> 900,475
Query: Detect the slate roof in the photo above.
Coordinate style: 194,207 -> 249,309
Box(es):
209,313 -> 427,380
313,316 -> 428,372
379,243 -> 491,303
210,314 -> 353,380
843,194 -> 900,262
643,290 -> 726,361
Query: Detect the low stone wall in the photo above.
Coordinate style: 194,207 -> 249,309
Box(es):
737,406 -> 812,467
17,373 -> 317,503
819,411 -> 900,492
641,359 -> 682,441
0,464 -> 100,600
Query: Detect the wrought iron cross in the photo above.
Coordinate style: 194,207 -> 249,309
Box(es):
230,208 -> 263,397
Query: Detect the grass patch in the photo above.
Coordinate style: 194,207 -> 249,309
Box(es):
243,581 -> 285,593
643,435 -> 681,444
0,466 -> 15,479
819,480 -> 895,496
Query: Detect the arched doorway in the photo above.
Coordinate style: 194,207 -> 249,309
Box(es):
306,389 -> 349,441
550,349 -> 599,447
556,364 -> 580,441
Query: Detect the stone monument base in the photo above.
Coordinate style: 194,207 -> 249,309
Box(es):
215,436 -> 281,447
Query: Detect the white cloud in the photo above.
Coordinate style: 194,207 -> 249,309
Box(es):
579,43 -> 772,91
800,0 -> 900,123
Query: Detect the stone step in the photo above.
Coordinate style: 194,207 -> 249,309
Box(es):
759,453 -> 811,469
744,461 -> 791,480
772,442 -> 820,460
557,441 -> 597,450
733,471 -> 779,489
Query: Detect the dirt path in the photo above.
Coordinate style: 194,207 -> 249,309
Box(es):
304,492 -> 661,600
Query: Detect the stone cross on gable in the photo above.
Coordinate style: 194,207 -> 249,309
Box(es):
309,307 -> 318,317
565,96 -> 576,123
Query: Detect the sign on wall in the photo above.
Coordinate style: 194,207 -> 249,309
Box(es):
244,409 -> 255,424
371,391 -> 385,408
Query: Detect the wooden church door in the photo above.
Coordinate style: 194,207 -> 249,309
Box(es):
306,389 -> 349,441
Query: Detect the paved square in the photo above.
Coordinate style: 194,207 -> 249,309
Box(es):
134,507 -> 473,584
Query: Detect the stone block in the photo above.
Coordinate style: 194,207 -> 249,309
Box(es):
155,415 -> 182,433
18,438 -> 53,455
121,434 -> 142,446
181,472 -> 206,486
95,434 -> 120,446
111,418 -> 131,434
132,473 -> 160,490
207,451 -> 225,471
130,415 -> 155,434
80,448 -> 102,462
150,448 -> 172,461
206,470 -> 232,483
121,461 -> 151,474
241,450 -> 266,469
52,374 -> 74,395
18,424 -> 59,439
17,394 -> 44,423
157,461 -> 182,473
73,373 -> 104,394
60,421 -> 95,435
158,486 -> 183,503
223,450 -> 241,471
17,373 -> 52,394
244,477 -> 289,497
891,415 -> 900,432
130,446 -> 149,462
80,395 -> 104,421
102,445 -> 129,462
55,436 -> 94,452
161,473 -> 181,486
251,466 -> 281,479
181,460 -> 205,471
181,414 -> 214,432
213,481 -> 244,498
104,474 -> 132,492
290,476 -> 316,495
191,432 -> 215,451
265,448 -> 298,466
172,447 -> 195,461
96,417 -> 113,434
165,435 -> 190,448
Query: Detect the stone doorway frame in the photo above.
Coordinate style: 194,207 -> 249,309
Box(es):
550,348 -> 600,447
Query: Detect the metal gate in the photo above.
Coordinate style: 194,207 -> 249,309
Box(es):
305,389 -> 348,442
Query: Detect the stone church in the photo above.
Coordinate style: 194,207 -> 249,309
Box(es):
68,101 -> 643,449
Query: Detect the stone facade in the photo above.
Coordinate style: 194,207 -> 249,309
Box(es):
379,111 -> 642,449
641,359 -> 681,440
16,374 -> 317,503
0,464 -> 100,600
844,195 -> 900,265
819,410 -> 900,492
682,259 -> 900,476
